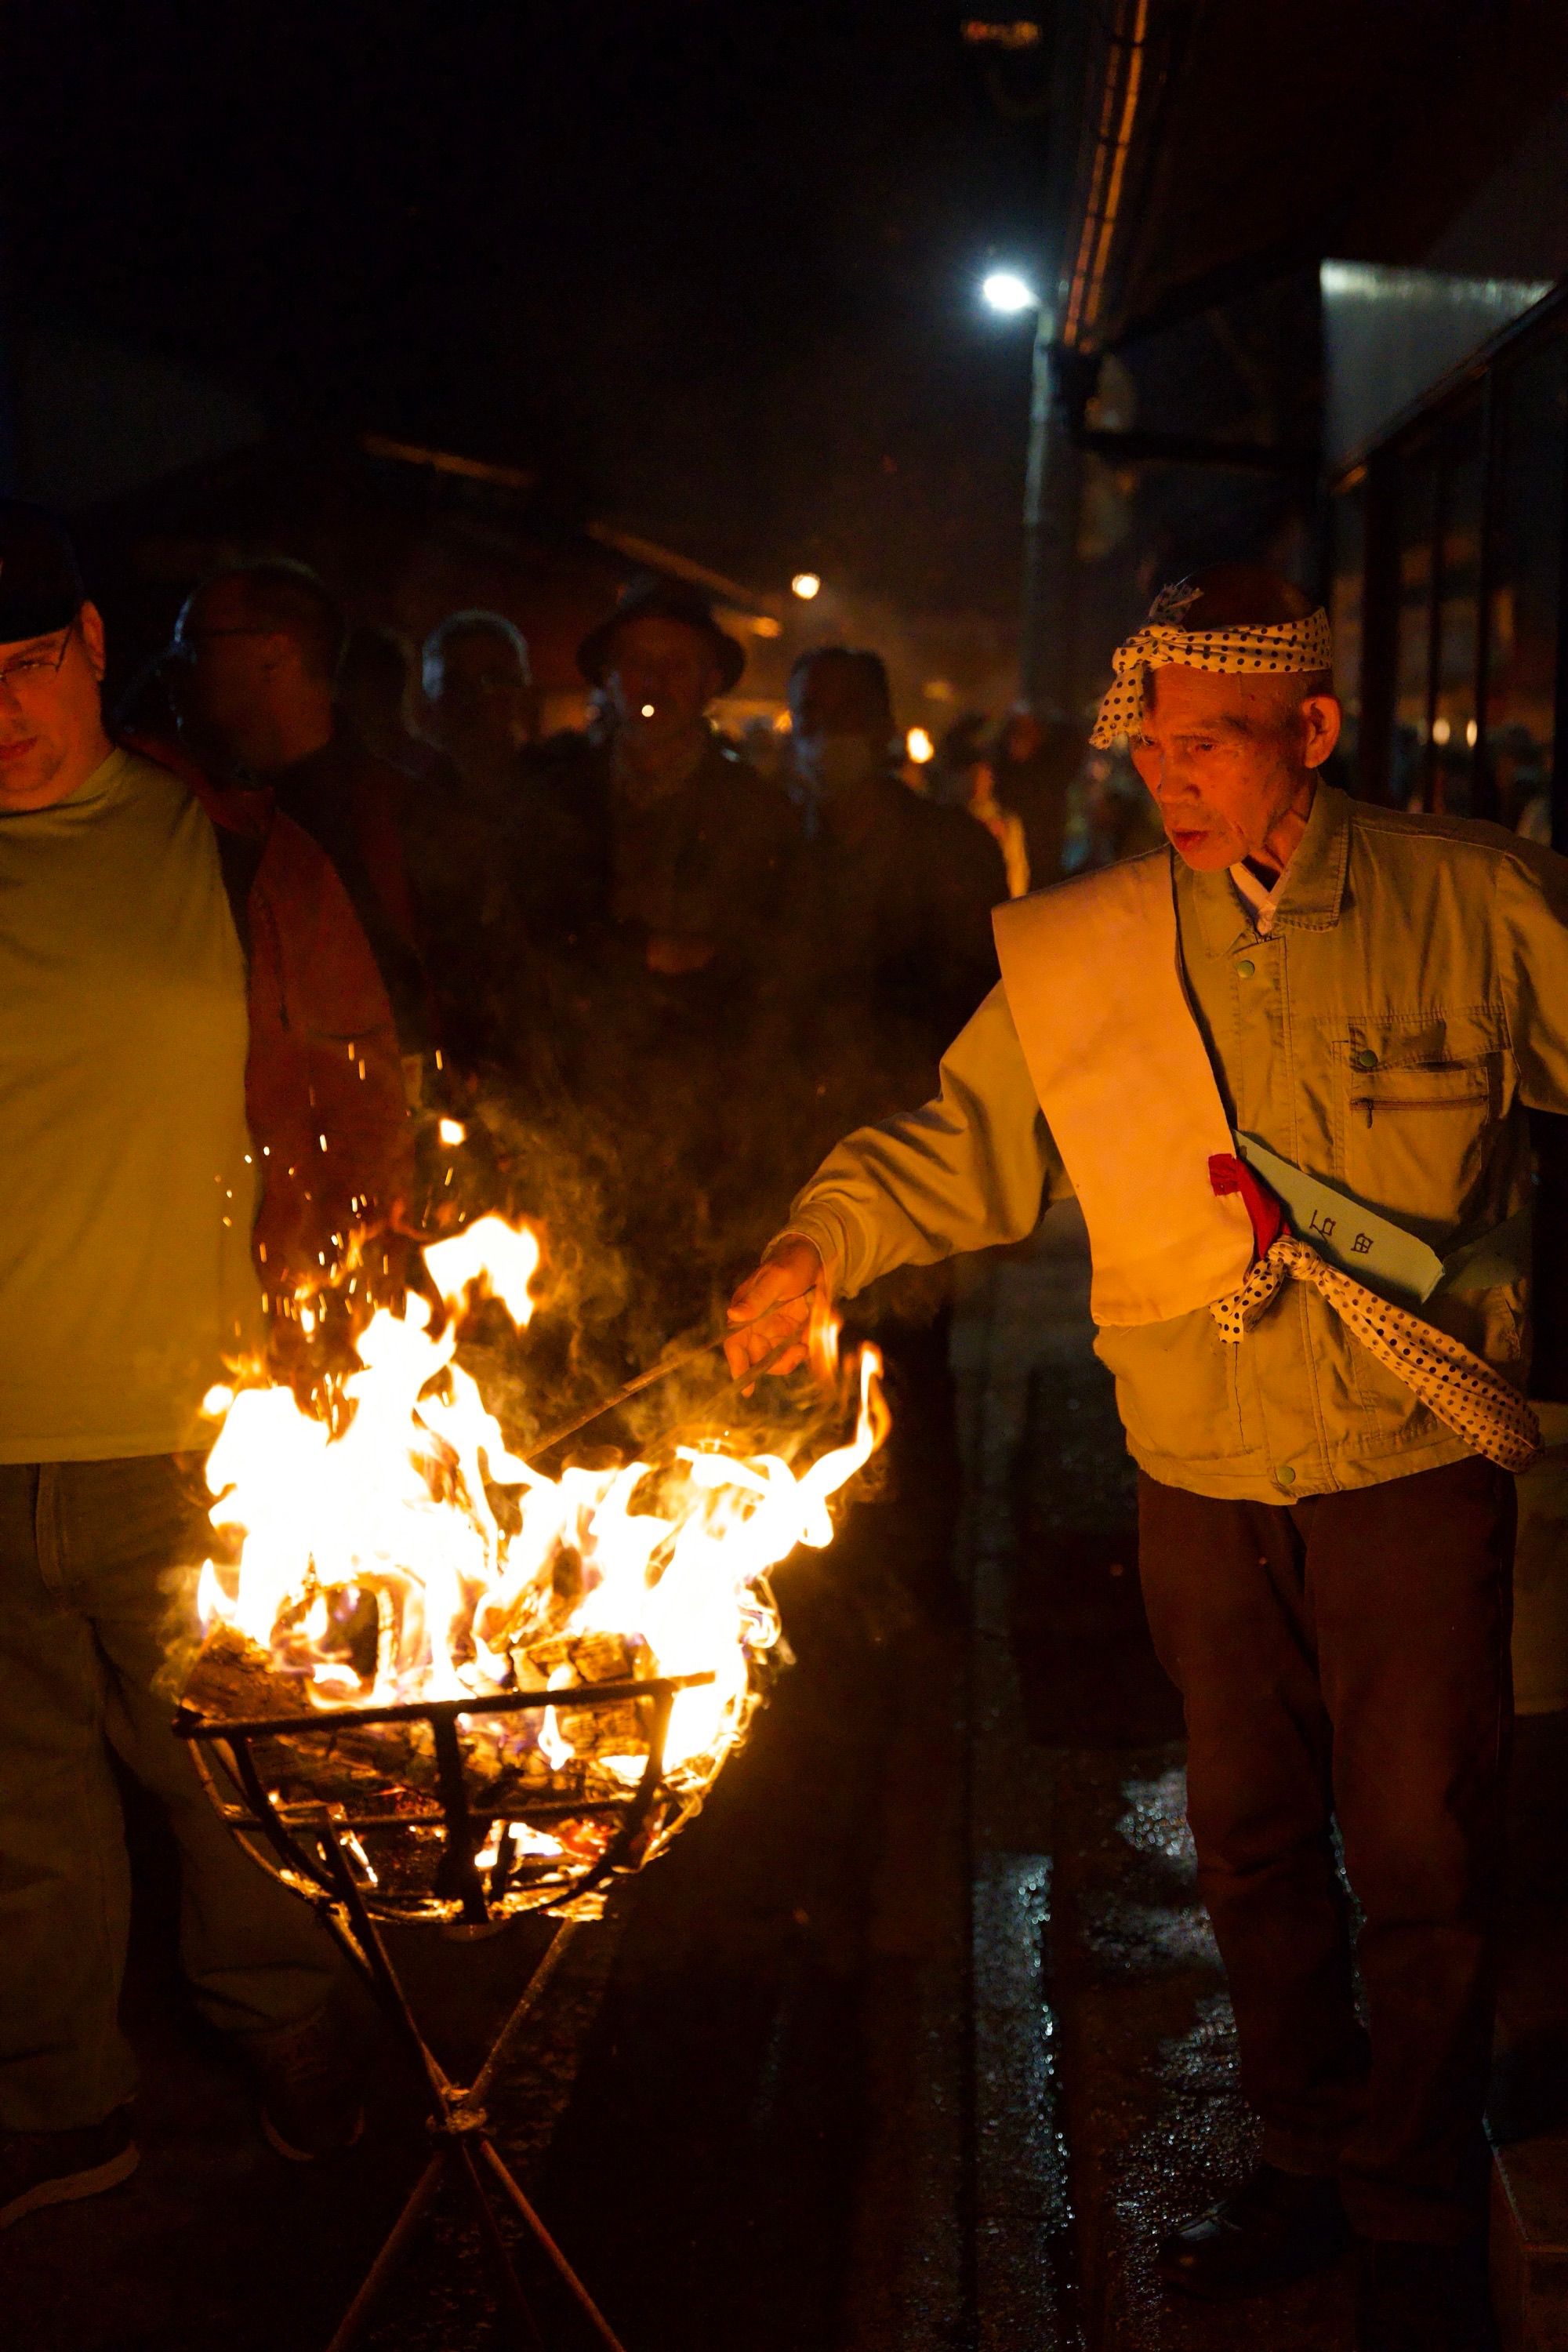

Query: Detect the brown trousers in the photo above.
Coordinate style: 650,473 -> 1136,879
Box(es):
1138,1456 -> 1515,2242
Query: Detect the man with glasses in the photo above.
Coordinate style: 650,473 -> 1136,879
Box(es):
0,504 -> 407,2226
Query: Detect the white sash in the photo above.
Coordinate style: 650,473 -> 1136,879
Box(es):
993,852 -> 1254,1327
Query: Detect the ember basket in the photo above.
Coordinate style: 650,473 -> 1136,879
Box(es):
176,1650 -> 719,2352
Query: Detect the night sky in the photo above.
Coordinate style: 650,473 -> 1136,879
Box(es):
5,2 -> 1051,619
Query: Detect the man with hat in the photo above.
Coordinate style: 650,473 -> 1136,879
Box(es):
724,564 -> 1568,2351
0,503 -> 407,2224
536,576 -> 801,1314
562,572 -> 797,978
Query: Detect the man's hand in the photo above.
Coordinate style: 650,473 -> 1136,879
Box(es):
724,1237 -> 828,1384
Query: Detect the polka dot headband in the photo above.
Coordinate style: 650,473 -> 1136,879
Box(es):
1090,578 -> 1334,750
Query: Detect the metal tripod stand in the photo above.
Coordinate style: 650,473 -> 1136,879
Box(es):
177,1671 -> 711,2350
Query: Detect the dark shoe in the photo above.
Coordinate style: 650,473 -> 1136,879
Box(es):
0,2107 -> 139,2228
1158,2161 -> 1348,2299
1356,2238 -> 1496,2352
243,2008 -> 365,2162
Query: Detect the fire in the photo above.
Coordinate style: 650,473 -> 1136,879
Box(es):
423,1213 -> 541,1325
194,1217 -> 887,1802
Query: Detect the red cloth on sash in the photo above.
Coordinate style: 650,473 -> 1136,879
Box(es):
1208,1152 -> 1285,1262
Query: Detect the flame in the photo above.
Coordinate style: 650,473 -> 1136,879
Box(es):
423,1214 -> 542,1326
198,1216 -> 887,1798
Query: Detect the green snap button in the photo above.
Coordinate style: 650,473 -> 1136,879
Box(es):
1235,958 -> 1255,978
1276,1465 -> 1298,1486
1351,1047 -> 1378,1071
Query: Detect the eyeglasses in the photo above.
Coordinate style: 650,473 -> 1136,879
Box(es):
0,618 -> 77,698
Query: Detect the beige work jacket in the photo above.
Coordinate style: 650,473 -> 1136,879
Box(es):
783,783 -> 1568,1501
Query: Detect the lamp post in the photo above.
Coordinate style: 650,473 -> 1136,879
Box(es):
978,268 -> 1084,721
981,269 -> 1038,318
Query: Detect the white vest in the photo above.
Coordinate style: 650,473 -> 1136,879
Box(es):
993,851 -> 1254,1328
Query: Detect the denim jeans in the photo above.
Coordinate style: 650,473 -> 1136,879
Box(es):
0,1454 -> 337,2129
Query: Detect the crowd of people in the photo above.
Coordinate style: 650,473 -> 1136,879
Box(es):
132,554 -> 1063,1327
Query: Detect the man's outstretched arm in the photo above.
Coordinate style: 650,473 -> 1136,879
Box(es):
725,983 -> 1065,1377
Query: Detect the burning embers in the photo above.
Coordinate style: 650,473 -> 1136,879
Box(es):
186,1214 -> 887,1918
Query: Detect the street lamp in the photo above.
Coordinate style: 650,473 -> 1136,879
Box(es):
981,268 -> 1038,317
790,571 -> 822,601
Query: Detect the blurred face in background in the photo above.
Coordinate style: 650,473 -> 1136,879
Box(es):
172,576 -> 303,772
426,628 -> 534,769
787,655 -> 890,799
0,604 -> 111,811
1001,709 -> 1043,764
603,618 -> 721,757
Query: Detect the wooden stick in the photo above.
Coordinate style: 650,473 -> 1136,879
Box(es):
522,1290 -> 811,1465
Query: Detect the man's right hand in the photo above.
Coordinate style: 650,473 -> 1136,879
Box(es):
724,1237 -> 828,1383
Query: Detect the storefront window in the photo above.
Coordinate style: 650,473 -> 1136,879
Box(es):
1486,334 -> 1566,837
1330,478 -> 1365,778
1391,443 -> 1439,808
1429,408 -> 1484,814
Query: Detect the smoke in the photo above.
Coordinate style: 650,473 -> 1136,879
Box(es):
408,1078 -> 869,1486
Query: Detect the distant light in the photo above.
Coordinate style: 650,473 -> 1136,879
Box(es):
982,269 -> 1037,316
772,709 -> 793,733
641,702 -> 655,717
1465,717 -> 1479,747
791,572 -> 822,601
438,1117 -> 466,1145
752,615 -> 782,639
923,677 -> 955,703
907,727 -> 935,764
1432,716 -> 1452,746
962,18 -> 1044,47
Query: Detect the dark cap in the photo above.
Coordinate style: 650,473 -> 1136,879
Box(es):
0,502 -> 85,645
576,573 -> 745,695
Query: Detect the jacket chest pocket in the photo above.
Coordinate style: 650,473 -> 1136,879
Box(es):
1340,1049 -> 1503,1230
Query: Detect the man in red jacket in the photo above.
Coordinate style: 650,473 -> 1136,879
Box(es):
0,504 -> 408,2227
169,555 -> 430,1059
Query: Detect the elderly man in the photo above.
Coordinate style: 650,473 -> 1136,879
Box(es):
0,505 -> 407,2225
171,558 -> 429,1053
728,565 -> 1568,2352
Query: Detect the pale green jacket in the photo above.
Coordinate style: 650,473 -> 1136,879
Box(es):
783,783 -> 1568,1502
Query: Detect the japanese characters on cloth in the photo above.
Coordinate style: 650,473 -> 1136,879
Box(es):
1089,577 -> 1334,750
1214,1237 -> 1541,1474
1209,1149 -> 1541,1472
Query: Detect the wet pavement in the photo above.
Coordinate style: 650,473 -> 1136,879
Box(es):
958,1207 -> 1356,2350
